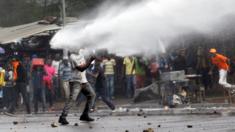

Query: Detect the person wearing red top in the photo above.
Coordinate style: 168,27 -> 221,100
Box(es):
43,59 -> 56,111
209,48 -> 235,89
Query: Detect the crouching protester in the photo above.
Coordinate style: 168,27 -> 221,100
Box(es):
58,51 -> 96,125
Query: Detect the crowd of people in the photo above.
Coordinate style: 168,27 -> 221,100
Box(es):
0,45 -> 235,115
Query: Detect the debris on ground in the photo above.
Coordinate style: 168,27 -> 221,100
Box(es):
125,130 -> 129,132
187,125 -> 193,128
137,111 -> 146,117
13,121 -> 18,125
158,125 -> 161,128
147,122 -> 152,125
74,123 -> 79,126
51,122 -> 58,128
164,106 -> 169,110
143,128 -> 154,132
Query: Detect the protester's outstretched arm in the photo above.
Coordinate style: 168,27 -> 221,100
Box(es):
76,57 -> 95,72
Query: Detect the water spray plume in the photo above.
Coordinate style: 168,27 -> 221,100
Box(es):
50,0 -> 235,56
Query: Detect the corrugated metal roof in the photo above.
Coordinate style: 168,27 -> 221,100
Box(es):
0,21 -> 61,44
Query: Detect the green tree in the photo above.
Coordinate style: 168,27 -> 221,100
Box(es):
0,0 -> 103,27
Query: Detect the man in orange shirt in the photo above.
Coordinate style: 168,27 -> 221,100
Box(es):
209,48 -> 235,89
11,58 -> 19,81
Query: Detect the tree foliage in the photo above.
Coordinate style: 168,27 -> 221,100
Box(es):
0,0 -> 103,27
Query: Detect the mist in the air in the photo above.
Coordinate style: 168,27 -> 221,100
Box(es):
50,0 -> 235,56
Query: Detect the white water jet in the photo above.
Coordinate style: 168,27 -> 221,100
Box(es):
50,0 -> 235,56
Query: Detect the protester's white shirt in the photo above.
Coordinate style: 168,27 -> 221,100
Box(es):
80,71 -> 88,83
52,60 -> 61,75
70,53 -> 88,83
78,49 -> 88,83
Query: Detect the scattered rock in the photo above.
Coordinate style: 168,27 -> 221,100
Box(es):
24,126 -> 27,128
24,120 -> 29,123
164,106 -> 169,111
147,122 -> 152,125
139,109 -> 143,112
125,130 -> 129,132
51,122 -> 58,128
187,125 -> 193,128
143,128 -> 154,132
118,118 -> 122,120
158,125 -> 161,128
126,109 -> 130,112
55,114 -> 59,117
89,126 -> 93,129
144,115 -> 147,118
74,123 -> 79,126
13,121 -> 18,125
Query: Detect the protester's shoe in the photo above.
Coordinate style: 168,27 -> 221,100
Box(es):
108,104 -> 115,111
58,116 -> 69,125
80,114 -> 94,122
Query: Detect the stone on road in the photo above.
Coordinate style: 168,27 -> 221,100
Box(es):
0,114 -> 235,132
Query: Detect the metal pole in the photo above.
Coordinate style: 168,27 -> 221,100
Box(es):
61,0 -> 66,27
61,0 -> 67,56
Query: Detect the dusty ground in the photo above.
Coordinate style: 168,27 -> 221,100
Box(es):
1,113 -> 235,132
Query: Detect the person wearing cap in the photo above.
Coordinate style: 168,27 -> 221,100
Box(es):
209,48 -> 235,89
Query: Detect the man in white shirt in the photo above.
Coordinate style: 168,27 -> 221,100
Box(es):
52,54 -> 62,99
59,51 -> 96,125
